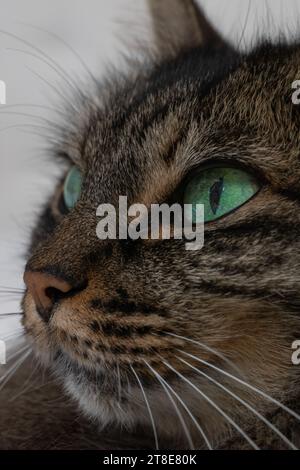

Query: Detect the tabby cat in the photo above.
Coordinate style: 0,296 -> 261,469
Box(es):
1,0 -> 300,450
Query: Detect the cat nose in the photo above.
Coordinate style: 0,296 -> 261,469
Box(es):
24,270 -> 74,322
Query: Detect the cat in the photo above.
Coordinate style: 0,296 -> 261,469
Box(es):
1,0 -> 300,450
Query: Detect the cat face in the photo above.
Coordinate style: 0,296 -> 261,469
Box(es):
22,0 -> 300,447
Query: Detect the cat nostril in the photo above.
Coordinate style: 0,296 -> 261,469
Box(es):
23,270 -> 75,322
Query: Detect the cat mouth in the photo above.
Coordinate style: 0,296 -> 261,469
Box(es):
23,293 -> 187,406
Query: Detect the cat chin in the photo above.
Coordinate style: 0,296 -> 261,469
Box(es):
64,374 -> 138,429
61,368 -> 223,446
63,373 -> 186,442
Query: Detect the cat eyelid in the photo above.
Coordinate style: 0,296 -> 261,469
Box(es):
180,157 -> 267,191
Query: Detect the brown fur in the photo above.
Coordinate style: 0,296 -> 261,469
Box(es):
1,0 -> 300,450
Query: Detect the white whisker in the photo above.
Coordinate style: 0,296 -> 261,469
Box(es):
0,109 -> 61,130
177,355 -> 297,450
7,48 -> 84,100
160,357 -> 259,450
0,293 -> 23,301
0,123 -> 56,136
0,348 -> 31,392
180,350 -> 300,423
0,286 -> 25,293
130,365 -> 159,450
27,66 -> 77,113
0,103 -> 65,117
8,358 -> 40,402
20,23 -> 97,84
5,343 -> 29,364
116,360 -> 122,405
0,29 -> 83,100
150,362 -> 212,449
161,331 -> 245,379
1,328 -> 24,342
144,359 -> 195,450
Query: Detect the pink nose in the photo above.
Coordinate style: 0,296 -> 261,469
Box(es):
24,270 -> 73,322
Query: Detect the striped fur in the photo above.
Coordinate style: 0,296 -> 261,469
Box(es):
1,0 -> 300,450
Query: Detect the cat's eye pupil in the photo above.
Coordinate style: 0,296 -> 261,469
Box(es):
209,177 -> 224,214
63,166 -> 82,211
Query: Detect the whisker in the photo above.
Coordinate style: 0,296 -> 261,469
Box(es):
7,47 -> 84,100
161,331 -> 245,379
0,286 -> 25,293
0,103 -> 66,117
1,328 -> 24,342
116,360 -> 122,405
0,29 -> 83,100
180,350 -> 300,423
10,377 -> 58,403
0,348 -> 31,392
5,127 -> 61,145
1,343 -> 30,372
0,123 -> 55,137
8,357 -> 39,402
130,365 -> 159,450
26,66 -> 77,113
143,359 -> 195,450
177,355 -> 297,450
0,294 -> 22,304
6,343 -> 29,363
150,362 -> 212,449
0,123 -> 51,139
0,110 -> 61,131
237,0 -> 252,50
160,357 -> 259,450
0,291 -> 23,297
20,22 -> 97,84
0,312 -> 22,318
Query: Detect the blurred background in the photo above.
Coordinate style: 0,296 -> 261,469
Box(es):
1,0 -> 300,338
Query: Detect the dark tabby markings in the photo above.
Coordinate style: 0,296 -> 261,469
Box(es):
90,319 -> 168,337
89,319 -> 153,338
90,297 -> 168,317
135,103 -> 172,145
115,287 -> 129,299
90,320 -> 101,333
98,343 -> 170,356
103,323 -> 152,338
195,278 -> 273,298
163,128 -> 187,164
93,340 -> 171,356
60,330 -> 68,341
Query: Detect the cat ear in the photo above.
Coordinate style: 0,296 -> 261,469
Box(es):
148,0 -> 225,58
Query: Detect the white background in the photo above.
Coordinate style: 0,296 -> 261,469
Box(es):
1,0 -> 300,338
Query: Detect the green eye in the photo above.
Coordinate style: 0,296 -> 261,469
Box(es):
183,166 -> 260,223
63,166 -> 82,210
